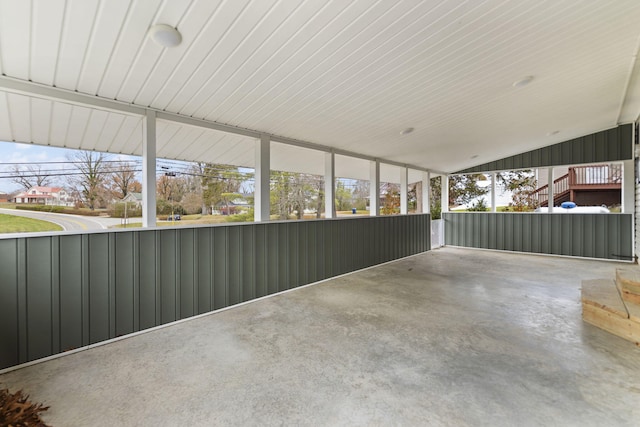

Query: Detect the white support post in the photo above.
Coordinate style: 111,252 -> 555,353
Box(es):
370,160 -> 380,216
324,152 -> 336,219
441,175 -> 449,213
142,110 -> 156,228
254,135 -> 271,222
400,167 -> 408,214
547,167 -> 554,213
622,159 -> 634,213
491,172 -> 497,212
422,171 -> 431,214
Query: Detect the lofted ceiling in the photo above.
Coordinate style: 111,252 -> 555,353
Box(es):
0,0 -> 639,175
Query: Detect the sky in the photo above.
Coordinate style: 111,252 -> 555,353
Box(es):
0,141 -> 70,193
0,140 -> 142,194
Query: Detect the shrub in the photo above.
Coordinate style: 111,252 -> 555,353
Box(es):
226,209 -> 254,222
15,205 -> 102,216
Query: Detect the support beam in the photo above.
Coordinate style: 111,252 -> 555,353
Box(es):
422,171 -> 431,214
400,167 -> 408,214
491,172 -> 497,212
0,75 -> 443,177
370,160 -> 380,216
441,175 -> 449,213
142,110 -> 157,228
547,168 -> 554,213
324,152 -> 336,219
254,135 -> 271,222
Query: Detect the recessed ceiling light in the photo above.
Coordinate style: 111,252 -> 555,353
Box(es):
546,130 -> 559,136
148,24 -> 182,48
470,154 -> 479,159
400,127 -> 414,135
512,76 -> 534,88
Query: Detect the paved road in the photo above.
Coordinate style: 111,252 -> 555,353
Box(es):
0,208 -> 125,231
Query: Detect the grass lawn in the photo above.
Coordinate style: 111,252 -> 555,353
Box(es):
113,215 -> 231,228
0,213 -> 63,233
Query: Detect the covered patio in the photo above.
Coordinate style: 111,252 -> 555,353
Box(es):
2,1 -> 640,425
2,248 -> 639,426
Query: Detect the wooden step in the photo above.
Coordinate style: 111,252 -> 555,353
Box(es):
581,279 -> 640,345
616,268 -> 640,298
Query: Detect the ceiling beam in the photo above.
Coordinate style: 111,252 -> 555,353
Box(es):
0,76 -> 443,174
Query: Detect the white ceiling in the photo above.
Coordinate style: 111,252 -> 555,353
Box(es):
0,0 -> 639,174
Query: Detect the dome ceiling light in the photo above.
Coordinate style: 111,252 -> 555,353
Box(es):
512,76 -> 534,88
148,24 -> 182,48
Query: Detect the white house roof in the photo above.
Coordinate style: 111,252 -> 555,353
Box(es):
0,0 -> 639,180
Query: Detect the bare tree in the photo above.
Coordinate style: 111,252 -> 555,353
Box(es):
10,164 -> 51,190
110,161 -> 139,199
67,151 -> 109,210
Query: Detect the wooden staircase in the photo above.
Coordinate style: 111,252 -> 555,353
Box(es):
581,269 -> 640,344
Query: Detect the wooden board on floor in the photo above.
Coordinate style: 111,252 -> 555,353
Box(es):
581,279 -> 628,318
582,303 -> 640,345
624,299 -> 640,324
616,268 -> 640,297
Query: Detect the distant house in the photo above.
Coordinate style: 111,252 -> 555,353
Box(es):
121,192 -> 143,207
13,186 -> 74,207
0,191 -> 8,203
214,197 -> 252,215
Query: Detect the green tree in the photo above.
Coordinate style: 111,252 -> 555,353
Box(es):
335,180 -> 352,211
202,164 -> 244,214
429,174 -> 489,218
497,170 -> 538,211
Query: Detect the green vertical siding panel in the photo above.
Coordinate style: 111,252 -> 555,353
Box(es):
159,230 -> 177,324
1,215 -> 432,370
58,235 -> 83,352
594,215 -> 607,259
487,215 -> 496,249
87,234 -> 109,344
138,231 -> 157,330
595,131 -> 607,162
458,125 -> 632,173
115,233 -> 135,337
620,124 -> 633,159
298,223 -> 309,286
288,222 -> 300,288
0,239 -> 19,368
179,229 -> 196,318
213,227 -> 229,309
108,234 -> 116,339
620,215 -> 633,260
196,229 -> 212,314
607,128 -> 619,160
306,222 -> 317,283
254,225 -> 267,298
51,237 -> 60,355
266,224 -> 279,295
241,226 -> 255,302
25,238 -> 53,360
572,215 -> 583,257
582,215 -> 594,258
331,220 -> 341,275
278,224 -> 289,291
583,134 -> 595,163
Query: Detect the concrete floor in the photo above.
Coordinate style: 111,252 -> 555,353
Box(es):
2,247 -> 640,426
